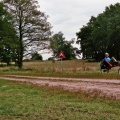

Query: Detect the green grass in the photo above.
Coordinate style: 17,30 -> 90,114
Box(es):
0,79 -> 120,120
0,60 -> 120,79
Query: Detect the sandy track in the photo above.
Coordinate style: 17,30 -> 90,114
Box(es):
0,75 -> 120,100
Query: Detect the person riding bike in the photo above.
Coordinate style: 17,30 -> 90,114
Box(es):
103,53 -> 112,70
101,53 -> 119,70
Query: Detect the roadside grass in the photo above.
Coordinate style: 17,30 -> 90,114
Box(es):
0,79 -> 120,120
0,60 -> 120,79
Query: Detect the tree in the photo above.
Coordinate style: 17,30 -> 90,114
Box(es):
50,32 -> 78,60
3,0 -> 51,68
31,52 -> 43,60
50,32 -> 64,57
76,16 -> 97,59
76,3 -> 120,61
0,2 -> 18,65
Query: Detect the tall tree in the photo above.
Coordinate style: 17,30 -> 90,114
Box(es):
50,32 -> 65,57
0,2 -> 18,65
3,0 -> 51,68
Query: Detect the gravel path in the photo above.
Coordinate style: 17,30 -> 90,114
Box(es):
0,75 -> 120,100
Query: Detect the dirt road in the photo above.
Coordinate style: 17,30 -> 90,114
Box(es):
0,75 -> 120,100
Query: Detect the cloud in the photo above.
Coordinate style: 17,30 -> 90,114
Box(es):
38,0 -> 120,59
39,0 -> 119,40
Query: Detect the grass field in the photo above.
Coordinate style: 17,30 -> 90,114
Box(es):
0,60 -> 120,79
0,79 -> 120,120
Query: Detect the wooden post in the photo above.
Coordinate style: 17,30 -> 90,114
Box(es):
61,58 -> 63,73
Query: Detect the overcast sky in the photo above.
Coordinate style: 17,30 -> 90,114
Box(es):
38,0 -> 120,59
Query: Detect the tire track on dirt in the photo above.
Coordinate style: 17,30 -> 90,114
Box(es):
0,75 -> 120,100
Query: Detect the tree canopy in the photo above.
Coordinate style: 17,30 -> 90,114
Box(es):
50,32 -> 79,60
3,0 -> 51,68
0,2 -> 18,65
76,3 -> 120,61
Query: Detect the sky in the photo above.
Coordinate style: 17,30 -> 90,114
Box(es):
38,0 -> 120,60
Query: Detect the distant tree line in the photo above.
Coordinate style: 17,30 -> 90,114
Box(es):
76,3 -> 120,61
31,52 -> 43,61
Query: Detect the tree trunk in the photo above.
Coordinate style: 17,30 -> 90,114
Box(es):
18,10 -> 23,69
18,36 -> 24,69
18,52 -> 23,69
